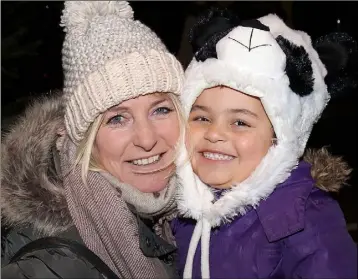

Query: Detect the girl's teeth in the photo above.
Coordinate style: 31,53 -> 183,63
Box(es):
203,152 -> 234,161
132,155 -> 160,166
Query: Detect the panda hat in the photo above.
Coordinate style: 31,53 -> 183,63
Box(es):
176,9 -> 357,279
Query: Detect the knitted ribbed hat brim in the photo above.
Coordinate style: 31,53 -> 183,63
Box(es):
65,50 -> 184,144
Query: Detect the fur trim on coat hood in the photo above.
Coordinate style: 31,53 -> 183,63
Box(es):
1,92 -> 72,236
0,92 -> 352,236
303,148 -> 352,192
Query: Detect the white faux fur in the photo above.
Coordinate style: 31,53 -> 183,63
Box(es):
177,13 -> 330,226
176,132 -> 299,228
176,14 -> 330,279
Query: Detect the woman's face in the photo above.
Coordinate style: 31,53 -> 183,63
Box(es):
187,86 -> 274,189
94,93 -> 180,193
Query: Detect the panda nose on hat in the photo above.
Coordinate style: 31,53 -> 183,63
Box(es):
216,25 -> 287,79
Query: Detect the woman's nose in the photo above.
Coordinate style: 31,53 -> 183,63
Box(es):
132,119 -> 158,151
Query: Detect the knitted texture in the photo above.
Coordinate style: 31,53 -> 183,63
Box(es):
60,136 -> 170,278
60,1 -> 184,143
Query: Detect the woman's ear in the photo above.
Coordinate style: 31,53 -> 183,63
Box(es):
56,126 -> 67,151
314,32 -> 358,98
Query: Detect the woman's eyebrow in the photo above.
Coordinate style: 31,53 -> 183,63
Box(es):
108,98 -> 169,113
149,99 -> 169,107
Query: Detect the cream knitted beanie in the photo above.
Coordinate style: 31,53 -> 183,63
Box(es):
60,1 -> 184,144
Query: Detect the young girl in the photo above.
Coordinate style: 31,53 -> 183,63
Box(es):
173,9 -> 357,279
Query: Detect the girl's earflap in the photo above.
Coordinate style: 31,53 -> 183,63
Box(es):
189,6 -> 240,62
314,32 -> 358,98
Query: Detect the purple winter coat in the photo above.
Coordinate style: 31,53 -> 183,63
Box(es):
172,161 -> 357,278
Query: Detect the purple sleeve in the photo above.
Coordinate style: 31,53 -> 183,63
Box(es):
281,193 -> 357,278
170,217 -> 179,235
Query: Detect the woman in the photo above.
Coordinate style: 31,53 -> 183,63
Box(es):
1,1 -> 184,278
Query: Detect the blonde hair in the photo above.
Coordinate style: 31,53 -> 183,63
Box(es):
74,114 -> 104,184
75,93 -> 186,184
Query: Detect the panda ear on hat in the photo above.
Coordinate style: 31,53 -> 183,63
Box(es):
189,6 -> 240,62
314,32 -> 358,98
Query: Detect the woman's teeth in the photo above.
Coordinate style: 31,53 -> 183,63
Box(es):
203,152 -> 234,161
132,154 -> 161,166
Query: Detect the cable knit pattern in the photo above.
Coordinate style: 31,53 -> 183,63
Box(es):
60,1 -> 184,143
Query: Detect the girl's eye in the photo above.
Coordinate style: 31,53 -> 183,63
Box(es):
107,114 -> 124,125
233,120 -> 249,127
193,116 -> 209,122
154,106 -> 173,115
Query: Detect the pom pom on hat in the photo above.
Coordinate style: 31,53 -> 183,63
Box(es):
60,1 -> 134,33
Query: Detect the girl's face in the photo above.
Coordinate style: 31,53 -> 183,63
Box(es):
187,86 -> 274,189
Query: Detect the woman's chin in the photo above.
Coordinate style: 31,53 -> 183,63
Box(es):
129,171 -> 172,193
139,184 -> 167,193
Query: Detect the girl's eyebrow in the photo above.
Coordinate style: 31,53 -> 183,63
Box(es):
191,105 -> 211,112
191,105 -> 258,118
226,108 -> 258,118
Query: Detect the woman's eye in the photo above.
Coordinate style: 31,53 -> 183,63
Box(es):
107,115 -> 124,125
154,106 -> 173,115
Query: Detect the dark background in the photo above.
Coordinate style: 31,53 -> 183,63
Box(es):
1,1 -> 357,240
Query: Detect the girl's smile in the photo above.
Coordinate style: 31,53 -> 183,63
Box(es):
187,86 -> 274,189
